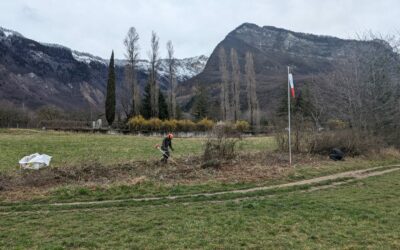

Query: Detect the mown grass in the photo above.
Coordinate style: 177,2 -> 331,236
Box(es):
0,170 -> 399,249
0,129 -> 276,172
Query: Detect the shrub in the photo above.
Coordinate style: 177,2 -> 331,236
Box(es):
177,119 -> 196,132
235,120 -> 250,133
275,131 -> 288,152
215,121 -> 237,134
196,118 -> 215,131
306,130 -> 382,156
128,115 -> 146,131
276,129 -> 384,156
148,118 -> 162,131
128,117 -> 216,132
161,119 -> 178,132
202,124 -> 241,167
326,119 -> 348,130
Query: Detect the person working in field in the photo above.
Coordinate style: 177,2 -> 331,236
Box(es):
157,133 -> 174,163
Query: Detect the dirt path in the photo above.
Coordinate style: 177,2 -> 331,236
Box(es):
43,165 -> 400,207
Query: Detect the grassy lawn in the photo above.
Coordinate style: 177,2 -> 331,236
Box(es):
0,169 -> 399,249
0,129 -> 275,172
20,157 -> 399,204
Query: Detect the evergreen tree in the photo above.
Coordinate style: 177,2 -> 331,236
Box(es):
277,84 -> 315,118
140,82 -> 152,119
277,87 -> 296,117
175,105 -> 183,120
141,84 -> 169,120
192,86 -> 209,120
105,51 -> 116,126
158,90 -> 169,120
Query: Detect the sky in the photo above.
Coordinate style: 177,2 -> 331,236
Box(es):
0,0 -> 399,59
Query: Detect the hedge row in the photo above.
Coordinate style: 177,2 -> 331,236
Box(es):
128,116 -> 213,132
127,116 -> 250,132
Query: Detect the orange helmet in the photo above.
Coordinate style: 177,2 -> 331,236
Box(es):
167,133 -> 174,139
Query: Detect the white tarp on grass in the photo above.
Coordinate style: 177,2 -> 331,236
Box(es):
19,153 -> 52,170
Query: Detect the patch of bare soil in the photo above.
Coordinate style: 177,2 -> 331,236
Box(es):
0,152 -> 326,200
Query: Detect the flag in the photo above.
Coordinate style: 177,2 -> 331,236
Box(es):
288,73 -> 295,98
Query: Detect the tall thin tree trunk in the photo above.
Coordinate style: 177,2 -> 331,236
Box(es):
123,27 -> 140,117
167,40 -> 177,119
149,31 -> 160,118
245,52 -> 260,131
218,47 -> 230,121
231,48 -> 241,121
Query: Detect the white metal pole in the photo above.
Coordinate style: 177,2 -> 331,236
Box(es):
287,66 -> 292,166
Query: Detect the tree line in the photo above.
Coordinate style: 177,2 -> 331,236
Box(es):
105,28 -> 178,127
190,47 -> 261,131
105,27 -> 262,131
218,47 -> 260,130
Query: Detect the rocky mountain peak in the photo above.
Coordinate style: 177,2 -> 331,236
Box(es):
0,27 -> 23,39
0,26 -> 208,111
180,22 -> 399,116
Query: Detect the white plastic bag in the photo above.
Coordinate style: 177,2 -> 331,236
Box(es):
19,153 -> 52,170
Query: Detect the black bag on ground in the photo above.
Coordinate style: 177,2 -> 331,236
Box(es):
329,148 -> 344,161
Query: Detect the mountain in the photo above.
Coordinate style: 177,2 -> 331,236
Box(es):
0,27 -> 208,111
179,23 -> 399,117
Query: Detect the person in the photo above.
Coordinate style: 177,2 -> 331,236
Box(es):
160,133 -> 174,163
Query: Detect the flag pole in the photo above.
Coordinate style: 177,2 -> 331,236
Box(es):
287,66 -> 292,166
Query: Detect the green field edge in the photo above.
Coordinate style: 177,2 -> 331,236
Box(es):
5,164 -> 400,213
0,175 -> 361,213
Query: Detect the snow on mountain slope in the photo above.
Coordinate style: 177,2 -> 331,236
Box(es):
72,51 -> 108,65
0,27 -> 23,39
91,55 -> 208,81
0,26 -> 208,81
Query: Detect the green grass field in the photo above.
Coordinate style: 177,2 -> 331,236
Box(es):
0,129 -> 275,172
1,129 -> 400,249
1,169 -> 399,249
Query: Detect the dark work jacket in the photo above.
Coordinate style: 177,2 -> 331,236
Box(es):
161,137 -> 173,151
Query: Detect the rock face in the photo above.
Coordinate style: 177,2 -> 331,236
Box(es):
180,23 -> 398,116
1,23 -> 397,117
0,27 -> 208,111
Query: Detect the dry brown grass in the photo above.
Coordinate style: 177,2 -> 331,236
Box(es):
0,152 -> 323,193
1,148 -> 398,202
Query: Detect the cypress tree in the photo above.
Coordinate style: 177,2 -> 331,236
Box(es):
105,51 -> 116,126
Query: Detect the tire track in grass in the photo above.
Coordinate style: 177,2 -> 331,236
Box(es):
0,165 -> 399,214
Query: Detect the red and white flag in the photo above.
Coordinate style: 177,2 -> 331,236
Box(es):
288,73 -> 295,98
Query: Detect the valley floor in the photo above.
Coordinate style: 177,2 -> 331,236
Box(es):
1,165 -> 399,249
0,129 -> 399,248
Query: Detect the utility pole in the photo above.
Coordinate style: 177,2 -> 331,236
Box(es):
287,66 -> 292,166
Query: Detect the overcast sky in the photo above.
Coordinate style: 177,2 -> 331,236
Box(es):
1,0 -> 399,59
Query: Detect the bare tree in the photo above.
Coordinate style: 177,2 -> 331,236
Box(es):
148,31 -> 160,118
166,40 -> 177,119
122,27 -> 140,117
230,48 -> 241,121
218,47 -> 230,121
315,35 -> 400,145
245,52 -> 260,130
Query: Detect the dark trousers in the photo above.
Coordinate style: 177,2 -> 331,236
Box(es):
161,148 -> 169,163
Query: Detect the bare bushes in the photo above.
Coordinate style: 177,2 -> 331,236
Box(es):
276,129 -> 383,156
0,101 -> 31,128
202,123 -> 241,168
307,130 -> 382,156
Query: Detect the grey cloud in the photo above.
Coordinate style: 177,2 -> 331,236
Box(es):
0,0 -> 399,59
